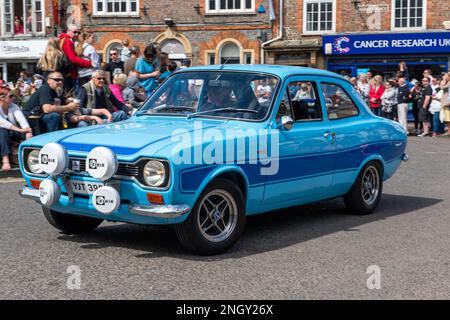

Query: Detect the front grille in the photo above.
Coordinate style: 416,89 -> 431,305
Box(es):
68,157 -> 139,177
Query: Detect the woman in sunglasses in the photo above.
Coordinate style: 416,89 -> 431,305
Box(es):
0,87 -> 32,171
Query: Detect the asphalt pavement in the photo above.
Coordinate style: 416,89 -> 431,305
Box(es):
0,137 -> 449,299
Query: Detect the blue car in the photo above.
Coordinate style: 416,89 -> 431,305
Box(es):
19,65 -> 408,255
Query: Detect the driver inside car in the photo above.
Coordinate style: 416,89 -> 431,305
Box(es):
200,79 -> 237,113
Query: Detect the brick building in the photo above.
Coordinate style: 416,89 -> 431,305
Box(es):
265,0 -> 450,80
68,0 -> 275,66
0,0 -> 57,81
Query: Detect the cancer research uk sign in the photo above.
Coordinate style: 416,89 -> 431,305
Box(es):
0,39 -> 47,59
323,32 -> 450,55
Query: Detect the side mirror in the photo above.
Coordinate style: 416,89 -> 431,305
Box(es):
279,115 -> 294,131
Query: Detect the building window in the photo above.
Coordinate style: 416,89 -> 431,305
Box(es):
94,0 -> 139,16
304,0 -> 335,33
1,0 -> 45,36
393,0 -> 425,29
207,53 -> 216,65
206,0 -> 254,13
220,42 -> 240,64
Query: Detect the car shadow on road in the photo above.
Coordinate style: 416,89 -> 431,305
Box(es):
57,193 -> 442,260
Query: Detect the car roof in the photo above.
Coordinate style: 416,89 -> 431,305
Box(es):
177,64 -> 347,81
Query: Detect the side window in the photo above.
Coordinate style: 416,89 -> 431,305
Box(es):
321,83 -> 359,120
288,81 -> 322,121
276,89 -> 293,122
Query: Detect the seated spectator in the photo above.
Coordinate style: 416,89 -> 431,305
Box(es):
65,97 -> 107,129
109,73 -> 128,104
0,87 -> 33,170
24,71 -> 80,133
76,70 -> 131,123
122,76 -> 147,110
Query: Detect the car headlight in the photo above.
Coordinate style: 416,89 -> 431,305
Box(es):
27,149 -> 43,174
143,161 -> 166,187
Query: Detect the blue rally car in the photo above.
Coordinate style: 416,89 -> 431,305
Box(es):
19,65 -> 408,255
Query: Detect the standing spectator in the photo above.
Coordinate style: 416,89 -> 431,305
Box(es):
180,58 -> 191,69
423,69 -> 434,83
76,70 -> 131,123
366,71 -> 374,85
430,80 -> 444,137
120,40 -> 131,62
398,61 -> 410,80
37,38 -> 66,80
256,79 -> 273,103
397,77 -> 410,133
19,71 -> 31,85
410,80 -> 423,134
135,44 -> 160,95
369,75 -> 385,116
0,87 -> 32,170
14,17 -> 24,34
77,32 -> 100,86
381,80 -> 397,120
417,77 -> 433,137
59,25 -> 93,94
105,49 -> 124,83
357,74 -> 370,105
159,61 -> 177,85
440,72 -> 450,136
349,77 -> 358,90
124,46 -> 140,76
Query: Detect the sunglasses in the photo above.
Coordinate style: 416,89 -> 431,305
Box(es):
50,78 -> 64,82
73,31 -> 80,35
95,77 -> 106,81
110,53 -> 117,56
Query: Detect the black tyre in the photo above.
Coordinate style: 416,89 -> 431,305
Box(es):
174,178 -> 246,255
42,207 -> 103,234
344,161 -> 383,215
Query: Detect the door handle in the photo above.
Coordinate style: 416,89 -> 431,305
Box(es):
324,132 -> 336,139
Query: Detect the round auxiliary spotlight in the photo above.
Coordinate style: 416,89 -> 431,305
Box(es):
86,147 -> 118,181
92,186 -> 121,215
39,143 -> 68,175
39,179 -> 61,207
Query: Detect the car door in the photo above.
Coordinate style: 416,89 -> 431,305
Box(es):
262,77 -> 336,206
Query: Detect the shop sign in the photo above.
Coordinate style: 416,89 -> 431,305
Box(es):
323,32 -> 450,55
0,39 -> 48,59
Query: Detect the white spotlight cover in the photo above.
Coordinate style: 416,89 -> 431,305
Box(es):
39,143 -> 68,175
39,179 -> 61,207
92,186 -> 121,215
86,147 -> 118,181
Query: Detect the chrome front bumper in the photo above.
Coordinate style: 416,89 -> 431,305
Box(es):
19,186 -> 190,218
19,187 -> 40,202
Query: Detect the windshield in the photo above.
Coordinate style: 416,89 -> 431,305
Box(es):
137,71 -> 279,120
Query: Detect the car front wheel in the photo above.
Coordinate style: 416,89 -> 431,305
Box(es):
42,207 -> 103,234
174,178 -> 246,255
344,161 -> 383,215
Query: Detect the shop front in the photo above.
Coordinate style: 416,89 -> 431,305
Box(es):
0,38 -> 48,82
322,32 -> 450,80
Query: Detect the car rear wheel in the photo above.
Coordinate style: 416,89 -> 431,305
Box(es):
174,178 -> 246,255
42,207 -> 103,234
344,161 -> 383,215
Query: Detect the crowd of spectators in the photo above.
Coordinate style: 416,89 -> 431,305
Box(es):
0,25 -> 189,170
348,62 -> 450,137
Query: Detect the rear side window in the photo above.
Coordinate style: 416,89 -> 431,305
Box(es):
321,83 -> 359,120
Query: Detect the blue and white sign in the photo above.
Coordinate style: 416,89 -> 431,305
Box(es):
323,32 -> 450,55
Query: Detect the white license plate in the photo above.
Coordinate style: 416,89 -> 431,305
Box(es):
70,180 -> 104,195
